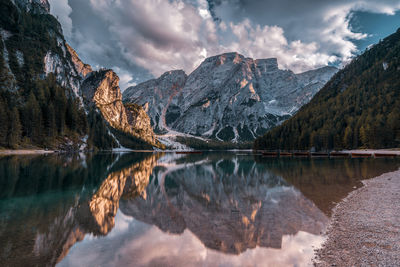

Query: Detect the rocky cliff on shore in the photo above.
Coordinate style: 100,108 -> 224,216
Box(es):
81,69 -> 159,148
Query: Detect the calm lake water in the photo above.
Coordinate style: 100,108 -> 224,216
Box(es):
1,152 -> 399,267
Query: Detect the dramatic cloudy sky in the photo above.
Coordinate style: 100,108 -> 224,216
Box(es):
49,0 -> 400,90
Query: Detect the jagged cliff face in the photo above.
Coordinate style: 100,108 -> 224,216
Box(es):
81,69 -> 159,146
123,70 -> 187,133
124,53 -> 337,142
125,103 -> 158,146
65,43 -> 93,78
82,70 -> 127,129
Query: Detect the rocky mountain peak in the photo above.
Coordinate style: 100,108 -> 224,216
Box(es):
66,43 -> 93,78
82,69 -> 160,148
82,69 -> 121,106
161,69 -> 186,78
255,58 -> 279,71
199,52 -> 244,69
124,53 -> 338,143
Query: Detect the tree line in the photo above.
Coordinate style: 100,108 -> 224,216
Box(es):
0,0 -> 116,150
0,74 -> 116,149
254,28 -> 400,151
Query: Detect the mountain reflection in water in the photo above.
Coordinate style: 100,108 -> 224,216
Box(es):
0,152 -> 399,267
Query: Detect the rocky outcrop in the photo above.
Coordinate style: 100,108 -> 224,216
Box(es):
81,70 -> 127,129
66,43 -> 93,78
81,69 -> 159,147
123,53 -> 337,142
1,0 -> 161,150
125,103 -> 158,146
43,50 -> 82,99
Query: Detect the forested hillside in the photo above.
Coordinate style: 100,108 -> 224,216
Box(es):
254,28 -> 400,151
0,0 -> 116,150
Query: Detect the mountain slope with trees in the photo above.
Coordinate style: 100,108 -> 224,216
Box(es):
0,0 -> 100,149
254,28 -> 400,151
0,0 -> 158,150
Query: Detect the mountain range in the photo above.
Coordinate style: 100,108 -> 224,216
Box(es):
123,53 -> 337,144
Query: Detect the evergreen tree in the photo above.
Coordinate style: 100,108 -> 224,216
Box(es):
255,28 -> 400,151
7,107 -> 21,148
44,102 -> 56,138
343,126 -> 353,149
22,91 -> 42,143
0,97 -> 8,146
54,86 -> 67,135
66,97 -> 78,131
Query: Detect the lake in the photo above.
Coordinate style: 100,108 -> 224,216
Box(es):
1,152 -> 399,267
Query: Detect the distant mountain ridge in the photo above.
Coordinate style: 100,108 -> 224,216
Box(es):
123,52 -> 337,143
254,28 -> 400,151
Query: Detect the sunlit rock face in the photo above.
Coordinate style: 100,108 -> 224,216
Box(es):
2,0 -> 160,149
66,43 -> 93,78
123,53 -> 337,142
81,69 -> 159,146
120,154 -> 328,254
125,104 -> 158,146
82,69 -> 127,129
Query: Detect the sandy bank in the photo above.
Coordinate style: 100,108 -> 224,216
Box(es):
315,169 -> 400,266
342,149 -> 400,155
0,149 -> 55,155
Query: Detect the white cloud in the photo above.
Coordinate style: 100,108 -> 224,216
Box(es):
51,0 -> 400,81
112,66 -> 137,92
225,19 -> 337,72
85,0 -> 221,77
210,0 -> 400,71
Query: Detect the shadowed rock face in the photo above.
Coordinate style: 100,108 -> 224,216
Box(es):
120,154 -> 329,254
123,70 -> 187,134
15,0 -> 50,13
123,53 -> 337,141
81,69 -> 159,146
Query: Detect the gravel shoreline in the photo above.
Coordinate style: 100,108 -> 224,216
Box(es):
315,169 -> 400,266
